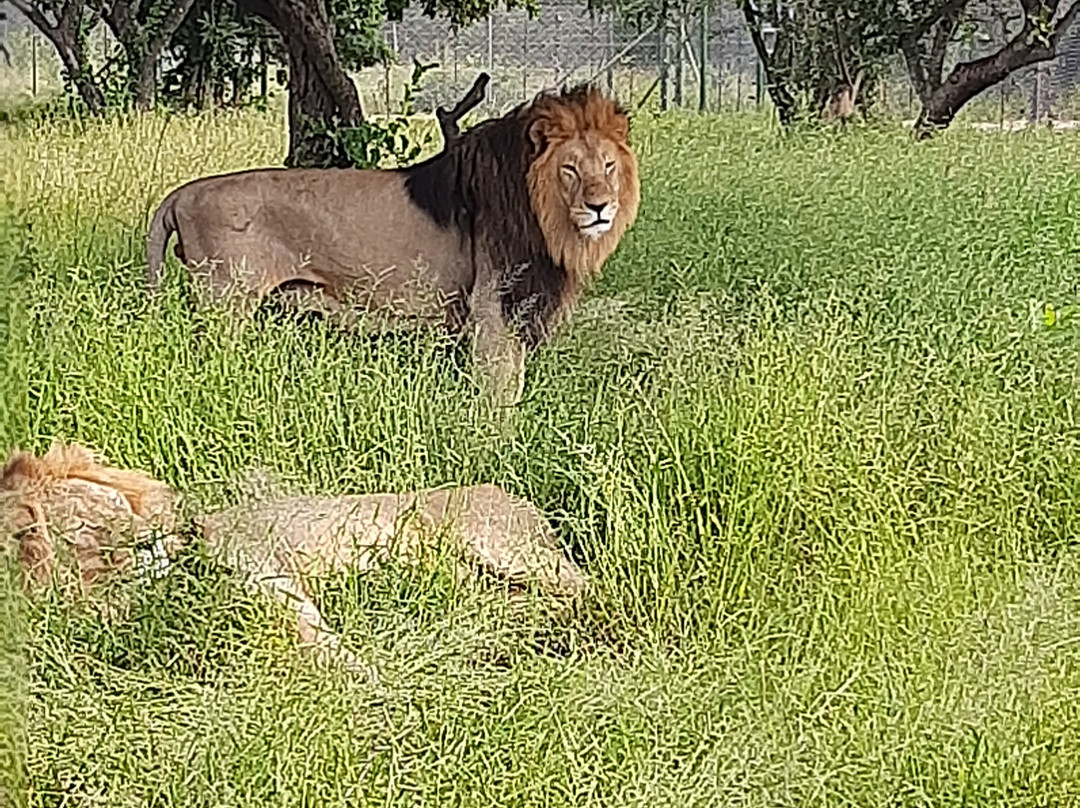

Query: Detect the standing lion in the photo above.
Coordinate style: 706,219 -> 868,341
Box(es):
146,83 -> 641,405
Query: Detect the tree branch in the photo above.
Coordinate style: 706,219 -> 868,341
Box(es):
738,0 -> 796,123
1051,0 -> 1080,45
927,4 -> 962,87
947,0 -> 1080,85
8,0 -> 56,37
435,72 -> 488,147
917,0 -> 1080,135
101,0 -> 136,39
900,38 -> 931,104
148,0 -> 197,55
909,0 -> 971,43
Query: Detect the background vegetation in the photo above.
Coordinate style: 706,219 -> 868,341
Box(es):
2,95 -> 1079,804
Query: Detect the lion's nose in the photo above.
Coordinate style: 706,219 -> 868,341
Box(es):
585,202 -> 607,215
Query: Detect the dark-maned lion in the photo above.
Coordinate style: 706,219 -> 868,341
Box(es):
1,442 -> 586,676
146,83 -> 641,404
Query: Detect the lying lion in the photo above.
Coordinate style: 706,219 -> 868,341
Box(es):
0,442 -> 585,674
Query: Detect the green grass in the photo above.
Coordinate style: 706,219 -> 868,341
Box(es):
2,105 -> 1080,807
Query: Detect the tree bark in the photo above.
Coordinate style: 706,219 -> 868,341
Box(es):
102,0 -> 197,111
240,0 -> 364,168
132,49 -> 157,110
739,2 -> 797,126
8,0 -> 106,114
910,0 -> 1080,139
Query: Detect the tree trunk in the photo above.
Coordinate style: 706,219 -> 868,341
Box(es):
241,0 -> 364,167
8,0 -> 105,114
70,68 -> 107,114
911,2 -> 1080,139
132,50 -> 157,111
54,36 -> 105,114
104,0 -> 196,112
282,33 -> 351,166
739,4 -> 797,126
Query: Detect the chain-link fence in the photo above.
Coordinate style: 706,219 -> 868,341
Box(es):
4,0 -> 1080,126
379,0 -> 1080,127
374,1 -> 762,116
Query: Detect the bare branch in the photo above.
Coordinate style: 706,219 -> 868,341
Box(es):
8,0 -> 56,36
1054,0 -> 1080,38
436,72 -> 489,148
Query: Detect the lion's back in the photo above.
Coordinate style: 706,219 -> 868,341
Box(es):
169,167 -> 475,306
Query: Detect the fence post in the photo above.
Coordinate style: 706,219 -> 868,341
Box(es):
715,4 -> 723,112
487,14 -> 493,72
32,31 -> 37,96
259,38 -> 267,100
674,13 -> 684,107
755,53 -> 763,106
698,1 -> 707,112
384,61 -> 391,115
522,17 -> 529,100
606,16 -> 614,93
659,0 -> 669,111
1032,65 -> 1041,122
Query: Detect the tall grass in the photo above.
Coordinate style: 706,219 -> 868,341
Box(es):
2,106 -> 1080,806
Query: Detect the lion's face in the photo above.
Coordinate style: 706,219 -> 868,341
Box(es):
525,87 -> 641,285
551,133 -> 625,240
1,444 -> 180,592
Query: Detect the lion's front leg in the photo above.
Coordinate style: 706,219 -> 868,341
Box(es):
250,566 -> 380,681
467,278 -> 526,408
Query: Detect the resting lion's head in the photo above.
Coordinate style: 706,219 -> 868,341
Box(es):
0,442 -> 178,594
524,85 -> 641,286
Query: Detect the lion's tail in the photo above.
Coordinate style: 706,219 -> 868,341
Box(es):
146,189 -> 179,294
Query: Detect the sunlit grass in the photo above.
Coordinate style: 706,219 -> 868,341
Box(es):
2,103 -> 1080,806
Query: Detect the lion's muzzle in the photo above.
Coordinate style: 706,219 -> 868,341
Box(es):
576,201 -> 618,239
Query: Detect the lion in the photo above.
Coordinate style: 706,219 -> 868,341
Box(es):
145,83 -> 641,404
822,68 -> 865,124
0,442 -> 179,594
1,442 -> 586,676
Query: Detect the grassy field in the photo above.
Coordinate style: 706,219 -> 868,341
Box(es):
2,103 -> 1080,807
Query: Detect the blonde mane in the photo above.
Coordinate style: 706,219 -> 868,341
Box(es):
0,442 -> 177,589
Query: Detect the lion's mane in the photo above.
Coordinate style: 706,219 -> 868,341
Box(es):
403,84 -> 640,348
0,442 -> 177,589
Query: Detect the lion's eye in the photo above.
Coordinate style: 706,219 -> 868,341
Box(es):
561,164 -> 579,179
604,161 -> 615,174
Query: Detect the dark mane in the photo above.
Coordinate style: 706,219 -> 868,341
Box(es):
401,99 -> 568,349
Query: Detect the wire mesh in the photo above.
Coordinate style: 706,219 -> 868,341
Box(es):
3,0 -> 1080,127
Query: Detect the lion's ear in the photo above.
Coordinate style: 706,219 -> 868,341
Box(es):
527,118 -> 550,157
612,112 -> 630,143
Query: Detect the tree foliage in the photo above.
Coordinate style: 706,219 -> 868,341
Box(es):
161,0 -> 274,109
8,0 -> 107,113
739,1 -> 898,125
94,0 -> 198,109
